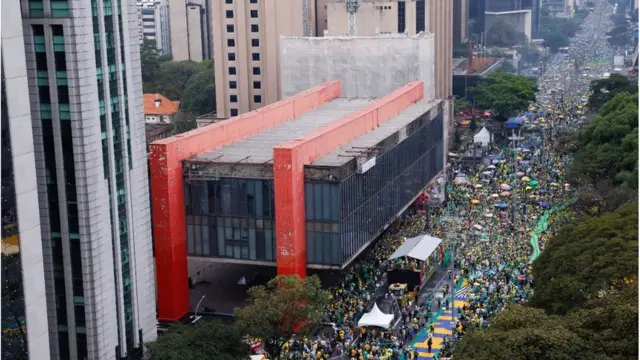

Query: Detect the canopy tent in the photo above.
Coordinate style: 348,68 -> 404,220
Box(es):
358,303 -> 394,329
505,116 -> 525,129
389,235 -> 443,261
473,126 -> 493,146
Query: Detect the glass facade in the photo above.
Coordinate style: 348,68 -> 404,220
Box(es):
185,112 -> 444,267
1,58 -> 29,360
397,1 -> 406,33
416,0 -> 425,33
338,113 -> 443,265
185,178 -> 277,261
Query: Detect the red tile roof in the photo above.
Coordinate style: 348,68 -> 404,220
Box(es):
143,93 -> 180,116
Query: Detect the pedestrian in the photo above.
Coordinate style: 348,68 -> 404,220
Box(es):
427,336 -> 433,353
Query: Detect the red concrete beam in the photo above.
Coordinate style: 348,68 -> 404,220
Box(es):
273,82 -> 424,277
149,81 -> 341,321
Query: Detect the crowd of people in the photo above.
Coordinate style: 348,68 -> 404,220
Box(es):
275,1 -> 616,359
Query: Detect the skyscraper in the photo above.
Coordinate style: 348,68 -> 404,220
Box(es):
2,2 -> 51,359
2,0 -> 158,358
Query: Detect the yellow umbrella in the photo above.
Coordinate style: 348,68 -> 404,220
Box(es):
539,119 -> 546,123
538,117 -> 545,121
526,186 -> 533,191
521,176 -> 531,182
471,199 -> 480,204
550,182 -> 559,187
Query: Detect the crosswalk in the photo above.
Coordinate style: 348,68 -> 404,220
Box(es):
454,284 -> 471,298
412,294 -> 469,359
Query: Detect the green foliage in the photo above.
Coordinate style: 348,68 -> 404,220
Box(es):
140,40 -> 215,115
571,92 -> 638,188
530,202 -> 639,315
146,321 -> 249,360
485,18 -> 528,47
453,306 -> 594,360
170,111 -> 198,134
539,15 -> 580,52
588,75 -> 637,110
470,72 -> 537,121
454,97 -> 471,113
234,275 -> 328,358
181,69 -> 216,115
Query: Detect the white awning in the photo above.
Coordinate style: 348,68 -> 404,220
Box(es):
357,303 -> 394,329
389,235 -> 443,261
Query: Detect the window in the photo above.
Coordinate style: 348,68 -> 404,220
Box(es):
252,67 -> 260,75
250,0 -> 257,3
397,1 -> 406,33
250,9 -> 258,18
253,81 -> 261,89
227,38 -> 235,47
226,0 -> 233,3
251,38 -> 259,47
226,24 -> 234,33
230,81 -> 237,89
254,95 -> 262,103
225,10 -> 233,18
230,95 -> 238,103
228,67 -> 236,75
228,52 -> 236,61
230,109 -> 238,116
251,24 -> 259,32
252,53 -> 260,61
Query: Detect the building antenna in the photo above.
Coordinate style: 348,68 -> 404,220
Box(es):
346,0 -> 359,36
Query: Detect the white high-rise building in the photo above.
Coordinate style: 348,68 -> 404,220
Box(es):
136,0 -> 171,56
1,0 -> 158,358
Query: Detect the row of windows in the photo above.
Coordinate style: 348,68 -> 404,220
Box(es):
230,94 -> 262,103
28,0 -> 69,18
228,52 -> 260,62
226,38 -> 260,48
226,24 -> 260,33
228,66 -> 261,76
229,80 -> 261,90
225,9 -> 259,18
226,0 -> 258,3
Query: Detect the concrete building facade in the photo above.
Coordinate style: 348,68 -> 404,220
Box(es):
280,34 -> 436,101
1,1 -> 51,359
326,0 -> 452,101
7,0 -> 158,358
168,0 -> 212,61
212,0 -> 317,118
453,0 -> 469,46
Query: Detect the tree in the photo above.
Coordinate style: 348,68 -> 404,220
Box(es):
171,110 -> 198,135
146,321 -> 249,360
486,18 -> 527,47
181,69 -> 216,115
470,72 -> 537,121
454,97 -> 471,113
234,275 -> 328,358
150,60 -> 201,100
141,39 -> 163,93
543,32 -> 570,53
452,306 -> 593,360
529,202 -> 638,315
570,92 -> 638,188
587,74 -> 637,111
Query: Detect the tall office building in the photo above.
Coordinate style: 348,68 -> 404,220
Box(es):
453,0 -> 469,46
212,0 -> 317,117
3,0 -> 158,358
168,0 -> 213,61
137,0 -> 171,56
1,1 -> 51,359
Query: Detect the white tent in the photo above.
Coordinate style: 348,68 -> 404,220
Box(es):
473,126 -> 493,146
389,235 -> 443,261
357,303 -> 394,329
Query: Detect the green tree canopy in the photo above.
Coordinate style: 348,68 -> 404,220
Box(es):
470,72 -> 537,121
234,275 -> 328,358
588,74 -> 637,111
452,306 -> 593,360
181,69 -> 216,115
147,321 -> 249,360
570,92 -> 638,188
530,202 -> 638,315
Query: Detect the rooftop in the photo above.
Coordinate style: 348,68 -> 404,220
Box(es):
143,93 -> 180,116
189,98 -> 375,164
311,99 -> 439,167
